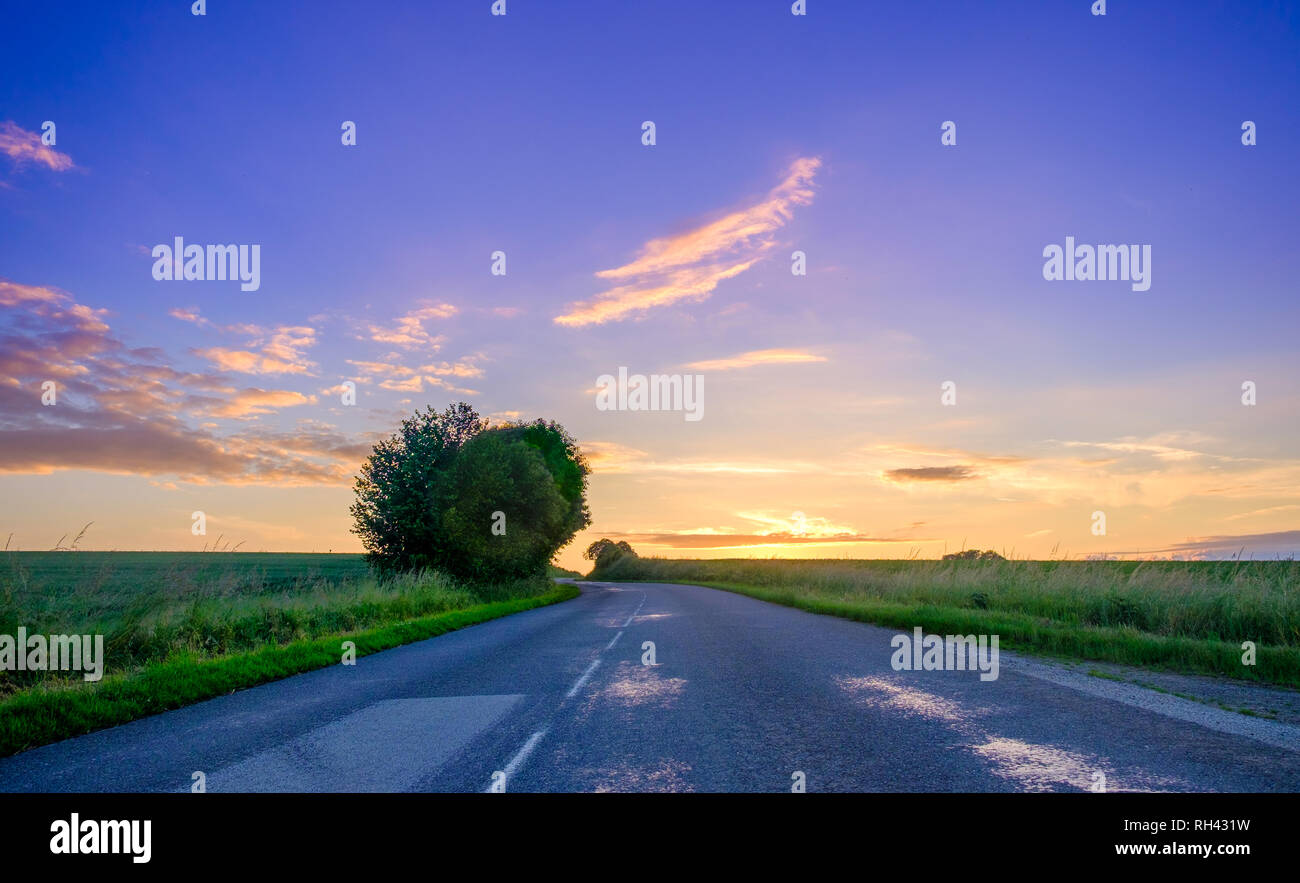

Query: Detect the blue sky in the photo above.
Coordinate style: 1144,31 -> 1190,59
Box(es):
2,1 -> 1298,565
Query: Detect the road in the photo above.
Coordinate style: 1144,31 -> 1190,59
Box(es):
2,581 -> 1298,792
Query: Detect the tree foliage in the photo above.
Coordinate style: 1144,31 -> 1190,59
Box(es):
942,549 -> 1006,562
350,403 -> 591,579
584,538 -> 637,571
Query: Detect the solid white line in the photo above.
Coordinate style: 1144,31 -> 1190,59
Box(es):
565,658 -> 602,698
605,630 -> 624,651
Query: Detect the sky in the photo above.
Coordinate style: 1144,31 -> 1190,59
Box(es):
1,0 -> 1298,572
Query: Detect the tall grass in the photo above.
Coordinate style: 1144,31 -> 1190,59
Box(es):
0,551 -> 577,754
595,556 -> 1300,684
0,552 -> 553,697
597,557 -> 1299,646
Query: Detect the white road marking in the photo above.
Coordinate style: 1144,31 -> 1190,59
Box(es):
486,586 -> 651,787
622,592 -> 647,628
487,728 -> 548,792
566,658 -> 602,698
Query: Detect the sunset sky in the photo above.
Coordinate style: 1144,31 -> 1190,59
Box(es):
2,1 -> 1298,571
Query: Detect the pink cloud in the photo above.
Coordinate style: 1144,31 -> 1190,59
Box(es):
0,278 -> 357,485
363,304 -> 457,348
555,157 -> 821,326
0,121 -> 75,172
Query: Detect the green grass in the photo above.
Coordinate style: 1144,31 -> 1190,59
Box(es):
0,551 -> 579,756
0,551 -> 373,633
593,556 -> 1300,687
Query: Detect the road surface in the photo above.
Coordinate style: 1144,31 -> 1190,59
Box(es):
2,581 -> 1297,792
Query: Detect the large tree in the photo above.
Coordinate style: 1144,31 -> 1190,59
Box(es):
350,403 -> 590,579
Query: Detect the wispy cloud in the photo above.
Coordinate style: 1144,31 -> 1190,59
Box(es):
173,308 -> 319,376
1056,435 -> 1213,462
610,532 -> 919,549
362,304 -> 457,349
685,348 -> 826,371
581,441 -> 811,475
346,357 -> 483,379
205,388 -> 317,418
1117,531 -> 1300,560
554,157 -> 821,326
607,511 -> 930,550
870,444 -> 1030,466
0,121 -> 75,172
1225,504 -> 1300,522
345,353 -> 483,395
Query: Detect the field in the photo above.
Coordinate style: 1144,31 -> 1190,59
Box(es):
593,556 -> 1300,686
0,551 -> 577,755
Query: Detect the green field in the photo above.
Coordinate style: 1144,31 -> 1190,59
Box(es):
593,556 -> 1300,686
0,551 -> 577,756
2,552 -> 370,632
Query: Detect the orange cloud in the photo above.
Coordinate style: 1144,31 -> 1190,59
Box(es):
378,376 -> 423,392
579,441 -> 811,475
610,533 -> 922,549
685,348 -> 826,371
207,388 -> 317,418
0,278 -> 357,485
605,510 -> 931,550
555,157 -> 821,326
176,308 -> 318,375
346,355 -> 484,391
196,347 -> 312,375
364,304 -> 457,348
0,121 -> 74,171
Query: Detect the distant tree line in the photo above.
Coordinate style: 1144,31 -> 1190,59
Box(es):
942,549 -> 1006,562
584,538 -> 637,571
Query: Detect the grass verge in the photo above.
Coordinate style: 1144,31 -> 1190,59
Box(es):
0,583 -> 578,758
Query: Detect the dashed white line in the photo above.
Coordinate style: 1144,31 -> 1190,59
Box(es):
487,728 -> 548,792
622,592 -> 647,628
565,657 -> 602,698
487,587 -> 649,788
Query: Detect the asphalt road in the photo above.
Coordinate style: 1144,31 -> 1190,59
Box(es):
2,581 -> 1298,792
